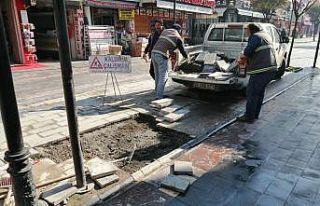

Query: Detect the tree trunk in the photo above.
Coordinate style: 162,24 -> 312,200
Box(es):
287,18 -> 299,67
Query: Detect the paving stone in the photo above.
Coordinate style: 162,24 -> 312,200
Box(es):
164,108 -> 190,123
308,157 -> 320,171
265,178 -> 296,201
280,165 -> 303,176
95,174 -> 119,188
302,168 -> 320,180
86,157 -> 117,179
151,98 -> 174,109
160,104 -> 189,115
256,194 -> 285,206
287,158 -> 308,169
276,172 -> 299,184
285,195 -> 314,206
173,161 -> 193,176
166,199 -> 187,206
269,148 -> 293,162
41,182 -> 78,206
290,149 -> 313,162
225,187 -> 261,206
246,171 -> 275,193
291,177 -> 320,200
161,174 -> 190,193
106,182 -> 173,205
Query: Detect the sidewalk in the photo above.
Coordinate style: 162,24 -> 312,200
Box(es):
102,70 -> 320,206
292,37 -> 315,44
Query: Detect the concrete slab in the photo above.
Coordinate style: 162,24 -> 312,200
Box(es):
95,174 -> 119,188
32,158 -> 69,186
56,159 -> 76,176
86,157 -> 117,179
164,108 -> 190,123
151,98 -> 174,109
41,182 -> 78,205
173,161 -> 193,176
160,104 -> 187,115
161,174 -> 190,193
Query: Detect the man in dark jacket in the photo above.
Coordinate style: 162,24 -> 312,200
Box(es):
151,24 -> 188,100
238,23 -> 277,123
143,20 -> 163,80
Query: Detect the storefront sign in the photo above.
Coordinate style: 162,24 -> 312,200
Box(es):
119,10 -> 135,20
85,0 -> 137,9
159,0 -> 215,8
157,0 -> 214,14
89,55 -> 132,73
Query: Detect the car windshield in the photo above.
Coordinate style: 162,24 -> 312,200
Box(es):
207,28 -> 223,41
224,28 -> 243,42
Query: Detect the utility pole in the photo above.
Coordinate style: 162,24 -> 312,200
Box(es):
53,0 -> 86,188
0,3 -> 38,205
173,0 -> 177,23
313,27 -> 320,68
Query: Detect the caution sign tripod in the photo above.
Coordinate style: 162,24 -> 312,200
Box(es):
101,72 -> 123,107
89,55 -> 131,108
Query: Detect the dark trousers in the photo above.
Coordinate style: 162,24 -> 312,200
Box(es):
149,62 -> 155,80
245,71 -> 276,119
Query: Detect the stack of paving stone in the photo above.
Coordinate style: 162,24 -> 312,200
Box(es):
150,98 -> 190,125
160,161 -> 196,194
86,157 -> 119,188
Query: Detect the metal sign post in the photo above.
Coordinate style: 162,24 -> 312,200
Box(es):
53,0 -> 86,188
313,27 -> 320,68
0,3 -> 37,205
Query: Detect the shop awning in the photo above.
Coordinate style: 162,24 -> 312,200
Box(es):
85,0 -> 137,9
237,9 -> 264,19
156,0 -> 213,15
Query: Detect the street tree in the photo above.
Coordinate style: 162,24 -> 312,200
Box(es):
250,0 -> 288,22
287,0 -> 318,67
307,2 -> 320,41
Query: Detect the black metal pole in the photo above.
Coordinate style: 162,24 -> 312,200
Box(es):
288,7 -> 293,37
53,0 -> 86,188
0,4 -> 37,206
173,0 -> 176,23
313,27 -> 320,68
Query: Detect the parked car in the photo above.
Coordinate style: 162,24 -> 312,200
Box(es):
170,22 -> 289,91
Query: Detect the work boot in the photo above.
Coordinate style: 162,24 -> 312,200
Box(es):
237,115 -> 255,124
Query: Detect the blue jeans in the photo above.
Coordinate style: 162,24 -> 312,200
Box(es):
245,71 -> 276,119
151,53 -> 168,99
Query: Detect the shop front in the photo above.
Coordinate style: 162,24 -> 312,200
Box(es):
84,0 -> 138,55
27,0 -> 84,60
137,0 -> 215,43
1,0 -> 35,64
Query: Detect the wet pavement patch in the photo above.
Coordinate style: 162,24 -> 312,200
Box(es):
36,114 -> 192,173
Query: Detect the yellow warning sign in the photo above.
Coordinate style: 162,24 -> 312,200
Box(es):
119,10 -> 135,21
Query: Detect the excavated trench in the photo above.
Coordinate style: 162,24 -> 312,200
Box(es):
36,114 -> 192,173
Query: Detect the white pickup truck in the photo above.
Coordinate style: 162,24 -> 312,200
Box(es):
170,22 -> 289,91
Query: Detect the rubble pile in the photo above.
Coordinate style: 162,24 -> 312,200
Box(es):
177,52 -> 239,81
